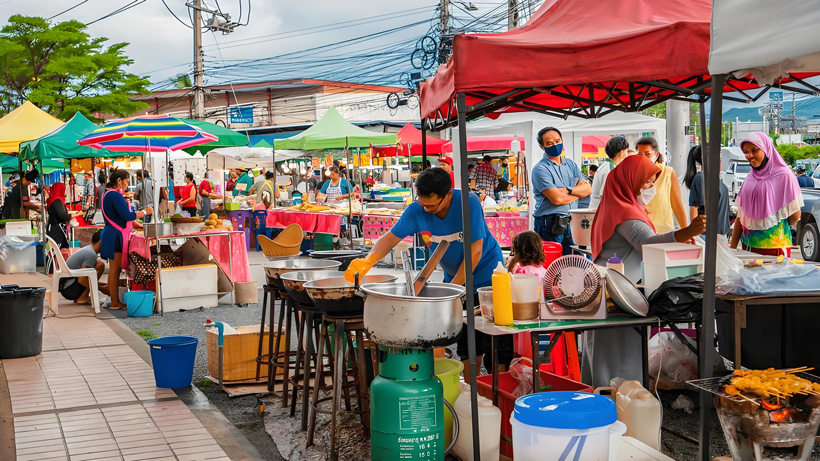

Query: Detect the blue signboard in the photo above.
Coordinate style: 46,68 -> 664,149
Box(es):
229,106 -> 254,124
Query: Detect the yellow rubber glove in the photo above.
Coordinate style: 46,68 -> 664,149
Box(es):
345,257 -> 374,284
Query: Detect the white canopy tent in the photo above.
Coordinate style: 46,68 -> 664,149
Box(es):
205,146 -> 305,170
450,111 -> 667,227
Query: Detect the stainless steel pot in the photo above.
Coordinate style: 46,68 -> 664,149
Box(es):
303,274 -> 397,315
280,270 -> 345,305
262,259 -> 342,290
360,282 -> 466,349
308,250 -> 364,271
143,222 -> 173,237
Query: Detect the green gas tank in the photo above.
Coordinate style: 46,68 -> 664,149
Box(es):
370,349 -> 444,460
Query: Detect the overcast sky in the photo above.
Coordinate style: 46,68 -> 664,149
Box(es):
0,0 -> 451,86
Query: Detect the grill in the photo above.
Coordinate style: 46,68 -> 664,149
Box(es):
687,371 -> 820,404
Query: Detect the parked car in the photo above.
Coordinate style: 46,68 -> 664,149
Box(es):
722,160 -> 751,201
797,187 -> 820,261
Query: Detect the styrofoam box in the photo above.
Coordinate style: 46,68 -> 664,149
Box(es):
0,244 -> 36,273
0,221 -> 32,236
160,263 -> 218,311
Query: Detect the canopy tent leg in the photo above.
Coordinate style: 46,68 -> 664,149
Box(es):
39,160 -> 45,244
457,92 -> 482,461
421,119 -> 430,260
698,74 -> 725,461
18,158 -> 24,219
345,137 -> 353,250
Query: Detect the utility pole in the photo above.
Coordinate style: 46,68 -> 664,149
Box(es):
192,0 -> 205,119
508,0 -> 520,29
439,0 -> 450,63
792,92 -> 797,134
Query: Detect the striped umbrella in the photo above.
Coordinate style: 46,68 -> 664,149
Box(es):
77,114 -> 218,152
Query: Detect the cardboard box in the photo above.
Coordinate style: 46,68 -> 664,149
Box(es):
206,324 -> 287,382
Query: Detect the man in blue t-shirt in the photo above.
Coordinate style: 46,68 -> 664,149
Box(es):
797,168 -> 814,188
345,168 -> 510,381
531,126 -> 591,255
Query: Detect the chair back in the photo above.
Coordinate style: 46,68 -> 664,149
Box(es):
252,210 -> 268,233
45,236 -> 71,274
274,223 -> 304,247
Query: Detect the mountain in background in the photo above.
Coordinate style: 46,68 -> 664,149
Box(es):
722,98 -> 820,122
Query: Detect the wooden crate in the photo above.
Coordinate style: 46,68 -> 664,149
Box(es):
206,324 -> 287,382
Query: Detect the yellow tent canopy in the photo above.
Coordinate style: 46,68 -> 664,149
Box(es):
0,101 -> 64,153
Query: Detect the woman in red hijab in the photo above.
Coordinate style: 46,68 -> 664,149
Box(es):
46,182 -> 74,249
582,155 -> 706,387
591,155 -> 706,284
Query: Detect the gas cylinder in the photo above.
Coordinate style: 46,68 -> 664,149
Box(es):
370,349 -> 445,460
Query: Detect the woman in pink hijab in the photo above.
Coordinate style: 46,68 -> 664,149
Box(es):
730,132 -> 803,256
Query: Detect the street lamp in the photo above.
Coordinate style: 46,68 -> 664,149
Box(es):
453,0 -> 479,11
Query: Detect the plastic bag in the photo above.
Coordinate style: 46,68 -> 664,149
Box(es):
714,236 -> 743,279
0,236 -> 37,259
647,274 -> 704,322
648,331 -> 698,390
509,357 -> 534,397
716,263 -> 820,295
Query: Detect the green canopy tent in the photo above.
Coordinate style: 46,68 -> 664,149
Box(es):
0,154 -> 65,173
18,112 -> 140,161
274,107 -> 397,248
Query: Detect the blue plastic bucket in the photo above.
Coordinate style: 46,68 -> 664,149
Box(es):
124,290 -> 155,317
148,336 -> 198,388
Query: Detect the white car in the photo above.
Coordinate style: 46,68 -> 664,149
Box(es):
722,161 -> 751,200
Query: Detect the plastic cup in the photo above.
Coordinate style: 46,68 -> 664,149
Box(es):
477,286 -> 494,322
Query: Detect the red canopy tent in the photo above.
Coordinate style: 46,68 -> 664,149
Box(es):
375,123 -> 449,157
443,135 -> 525,153
420,0 -> 818,128
418,1 -> 820,459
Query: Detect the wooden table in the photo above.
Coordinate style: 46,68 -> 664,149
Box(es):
472,315 -> 664,405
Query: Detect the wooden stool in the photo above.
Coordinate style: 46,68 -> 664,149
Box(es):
306,314 -> 371,460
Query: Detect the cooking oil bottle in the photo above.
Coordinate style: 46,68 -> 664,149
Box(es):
491,262 -> 513,326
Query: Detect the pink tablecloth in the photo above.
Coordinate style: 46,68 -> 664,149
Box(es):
130,231 -> 251,283
362,214 -> 413,243
485,216 -> 529,247
266,210 -> 343,234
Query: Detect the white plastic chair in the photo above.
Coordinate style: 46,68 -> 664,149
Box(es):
45,236 -> 101,315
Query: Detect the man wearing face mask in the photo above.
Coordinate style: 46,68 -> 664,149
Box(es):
531,127 -> 591,254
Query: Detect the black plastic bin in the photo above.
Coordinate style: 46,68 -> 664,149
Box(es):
0,285 -> 45,359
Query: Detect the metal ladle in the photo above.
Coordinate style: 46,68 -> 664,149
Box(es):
400,251 -> 414,296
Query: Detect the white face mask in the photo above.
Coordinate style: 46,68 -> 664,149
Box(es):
637,186 -> 656,206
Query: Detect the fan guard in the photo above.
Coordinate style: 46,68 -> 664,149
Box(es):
543,255 -> 602,310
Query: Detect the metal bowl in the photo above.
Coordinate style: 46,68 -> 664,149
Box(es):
308,250 -> 365,271
304,274 -> 397,315
143,222 -> 173,237
360,282 -> 466,349
262,259 -> 342,290
280,270 -> 345,305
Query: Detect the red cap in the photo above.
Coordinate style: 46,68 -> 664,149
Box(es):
438,156 -> 453,165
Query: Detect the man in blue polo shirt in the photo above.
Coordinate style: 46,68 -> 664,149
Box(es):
344,168 -> 510,382
531,127 -> 591,255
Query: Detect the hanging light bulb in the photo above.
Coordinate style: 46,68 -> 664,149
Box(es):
510,136 -> 521,154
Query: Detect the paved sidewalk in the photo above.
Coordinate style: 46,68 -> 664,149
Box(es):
0,273 -> 253,461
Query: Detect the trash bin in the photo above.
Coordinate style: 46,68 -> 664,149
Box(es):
148,336 -> 198,388
0,285 -> 45,359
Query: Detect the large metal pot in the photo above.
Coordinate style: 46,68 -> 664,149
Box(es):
143,222 -> 173,237
360,283 -> 465,349
308,250 -> 364,271
280,270 -> 344,306
262,259 -> 342,290
304,275 -> 397,315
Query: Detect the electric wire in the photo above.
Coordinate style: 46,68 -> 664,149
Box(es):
47,0 -> 88,20
161,0 -> 194,29
85,0 -> 147,26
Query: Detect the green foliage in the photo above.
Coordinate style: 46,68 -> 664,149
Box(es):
195,378 -> 212,390
135,329 -> 158,341
777,144 -> 820,166
151,322 -> 162,326
0,15 -> 149,120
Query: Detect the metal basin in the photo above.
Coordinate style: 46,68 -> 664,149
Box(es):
308,250 -> 364,271
280,270 -> 344,306
360,282 -> 466,349
262,259 -> 342,290
304,275 -> 397,315
143,222 -> 173,237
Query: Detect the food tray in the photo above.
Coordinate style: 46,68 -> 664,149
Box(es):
170,217 -> 203,224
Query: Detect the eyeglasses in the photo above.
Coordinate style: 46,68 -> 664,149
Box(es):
416,195 -> 445,212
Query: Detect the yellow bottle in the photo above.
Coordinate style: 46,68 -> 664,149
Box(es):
491,262 -> 513,326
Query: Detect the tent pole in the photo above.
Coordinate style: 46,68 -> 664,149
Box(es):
698,75 -> 725,461
18,158 -> 25,219
457,92 -> 482,461
39,160 -> 45,244
345,137 -> 353,250
421,119 -> 430,260
272,145 -> 276,208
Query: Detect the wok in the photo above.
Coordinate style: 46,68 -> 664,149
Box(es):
263,259 -> 342,290
303,274 -> 396,315
308,250 -> 365,271
280,270 -> 344,306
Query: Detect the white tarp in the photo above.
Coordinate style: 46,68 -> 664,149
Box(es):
452,111 -> 667,229
709,0 -> 820,82
206,146 -> 305,170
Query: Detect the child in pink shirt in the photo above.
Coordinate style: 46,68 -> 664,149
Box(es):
507,231 -> 547,281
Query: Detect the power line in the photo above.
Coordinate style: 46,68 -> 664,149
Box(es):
47,0 -> 89,20
161,0 -> 193,29
86,0 -> 147,26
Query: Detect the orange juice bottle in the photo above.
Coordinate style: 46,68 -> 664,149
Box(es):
491,262 -> 513,326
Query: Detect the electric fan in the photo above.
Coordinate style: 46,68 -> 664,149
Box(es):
542,255 -> 607,320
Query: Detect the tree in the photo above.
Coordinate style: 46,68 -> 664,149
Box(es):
0,15 -> 149,120
172,73 -> 192,89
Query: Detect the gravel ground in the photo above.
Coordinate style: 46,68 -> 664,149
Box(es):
117,296 -> 287,461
